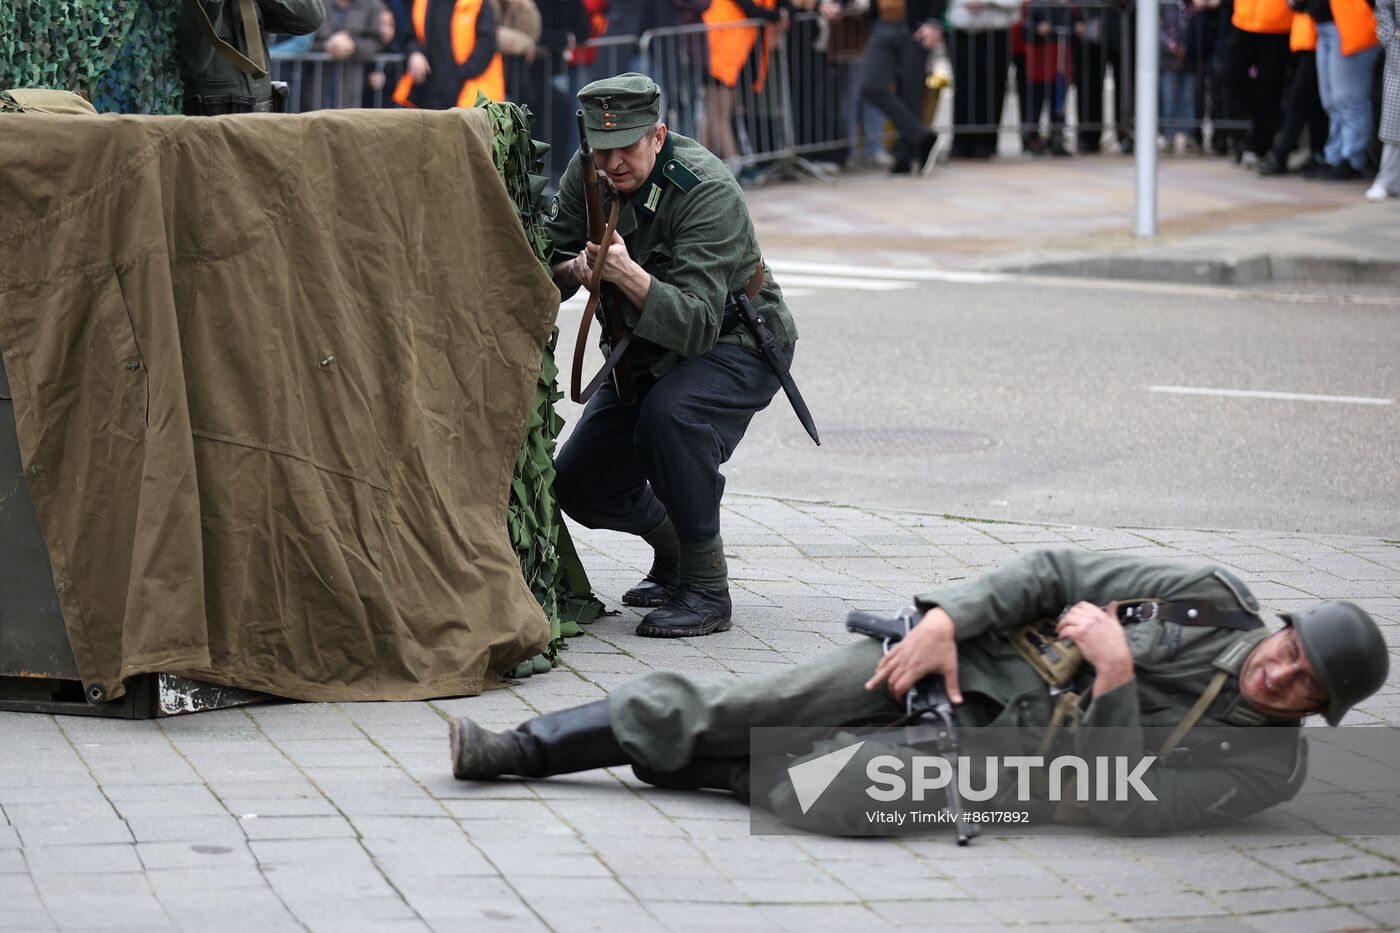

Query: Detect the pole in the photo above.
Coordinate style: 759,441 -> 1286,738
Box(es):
1134,0 -> 1160,237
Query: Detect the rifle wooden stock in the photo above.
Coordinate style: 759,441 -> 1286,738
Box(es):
570,111 -> 636,405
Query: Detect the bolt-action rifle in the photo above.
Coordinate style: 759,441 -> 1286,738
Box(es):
569,111 -> 636,405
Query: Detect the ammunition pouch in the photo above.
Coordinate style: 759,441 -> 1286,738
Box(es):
183,94 -> 257,116
182,82 -> 285,116
1007,621 -> 1085,689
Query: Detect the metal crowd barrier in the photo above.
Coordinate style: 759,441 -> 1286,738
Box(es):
273,6 -> 1254,176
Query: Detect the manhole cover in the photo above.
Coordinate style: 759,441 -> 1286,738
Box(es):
789,428 -> 996,454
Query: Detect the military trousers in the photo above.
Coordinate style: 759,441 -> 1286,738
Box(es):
553,342 -> 788,545
608,639 -> 897,772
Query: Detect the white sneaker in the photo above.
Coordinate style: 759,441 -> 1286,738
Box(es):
1364,183 -> 1393,202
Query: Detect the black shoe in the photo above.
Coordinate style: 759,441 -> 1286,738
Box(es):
1299,157 -> 1327,178
450,700 -> 627,780
889,158 -> 913,175
636,586 -> 733,638
916,132 -> 937,172
622,558 -> 680,608
1048,138 -> 1072,158
1256,152 -> 1288,176
1316,162 -> 1362,181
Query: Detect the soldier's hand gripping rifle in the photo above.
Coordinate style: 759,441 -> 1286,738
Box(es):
569,111 -> 637,405
846,609 -> 979,845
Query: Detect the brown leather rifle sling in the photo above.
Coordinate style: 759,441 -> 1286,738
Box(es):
569,198 -> 625,404
569,111 -> 637,405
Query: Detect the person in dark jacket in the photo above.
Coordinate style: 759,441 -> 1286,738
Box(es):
392,0 -> 501,109
855,0 -> 947,173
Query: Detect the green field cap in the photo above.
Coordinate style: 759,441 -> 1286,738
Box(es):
578,73 -> 661,148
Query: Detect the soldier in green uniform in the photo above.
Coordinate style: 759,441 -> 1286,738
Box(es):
449,548 -> 1390,834
179,0 -> 324,114
546,73 -> 798,639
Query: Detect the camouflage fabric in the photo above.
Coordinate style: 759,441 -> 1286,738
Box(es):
1,0 -> 183,114
478,96 -> 606,678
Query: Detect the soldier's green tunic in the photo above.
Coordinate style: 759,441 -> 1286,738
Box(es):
546,130 -> 797,379
609,549 -> 1307,833
178,0 -> 324,112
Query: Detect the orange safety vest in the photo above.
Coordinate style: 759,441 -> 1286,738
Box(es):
1289,11 -> 1316,50
1232,0 -> 1292,34
1330,0 -> 1380,54
393,0 -> 505,108
703,0 -> 778,91
1288,0 -> 1378,55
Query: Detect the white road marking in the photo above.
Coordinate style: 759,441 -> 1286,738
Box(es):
768,259 -> 1010,284
1148,385 -> 1395,406
776,274 -> 912,291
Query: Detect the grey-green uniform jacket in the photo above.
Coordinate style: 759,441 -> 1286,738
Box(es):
179,0 -> 325,109
610,549 -> 1306,833
545,132 -> 797,380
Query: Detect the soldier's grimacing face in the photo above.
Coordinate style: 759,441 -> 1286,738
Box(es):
594,125 -> 667,196
1239,627 -> 1329,720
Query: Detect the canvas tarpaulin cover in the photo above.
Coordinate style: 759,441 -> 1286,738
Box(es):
0,106 -> 560,702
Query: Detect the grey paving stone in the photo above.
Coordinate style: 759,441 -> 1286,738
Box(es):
0,904 -> 54,931
1206,885 -> 1331,913
1133,919 -> 1256,933
0,847 -> 25,872
645,900 -> 785,931
218,795 -> 340,818
238,815 -> 358,842
145,863 -> 270,894
731,876 -> 866,903
1240,906 -> 1384,932
869,899 -> 1002,926
754,903 -> 889,932
23,842 -> 142,874
839,872 -> 968,901
527,896 -> 658,931
507,873 -> 635,902
987,895 -> 1115,924
1315,874 -> 1400,906
158,888 -> 303,931
15,820 -> 135,847
1093,892 -> 1229,920
121,814 -> 248,845
615,873 -> 749,903
954,872 -> 1080,900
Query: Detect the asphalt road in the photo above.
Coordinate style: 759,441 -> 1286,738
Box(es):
556,271 -> 1400,537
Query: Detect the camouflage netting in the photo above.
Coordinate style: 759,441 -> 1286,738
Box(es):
1,0 -> 182,114
2,1 -> 602,677
479,96 -> 606,677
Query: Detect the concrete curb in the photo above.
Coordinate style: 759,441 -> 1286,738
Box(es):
1004,253 -> 1400,287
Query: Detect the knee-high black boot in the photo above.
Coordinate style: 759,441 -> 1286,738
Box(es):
632,757 -> 751,803
449,700 -> 630,781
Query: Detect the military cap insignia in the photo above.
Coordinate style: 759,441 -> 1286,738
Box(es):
549,195 -> 560,220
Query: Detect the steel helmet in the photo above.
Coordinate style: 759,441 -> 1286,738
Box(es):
1283,601 -> 1389,726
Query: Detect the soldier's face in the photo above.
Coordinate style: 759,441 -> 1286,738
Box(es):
1239,628 -> 1329,719
595,125 -> 667,195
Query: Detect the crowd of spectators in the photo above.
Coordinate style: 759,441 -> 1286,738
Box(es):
272,0 -> 1398,200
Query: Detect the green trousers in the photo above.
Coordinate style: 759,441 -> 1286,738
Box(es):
609,640 -> 900,772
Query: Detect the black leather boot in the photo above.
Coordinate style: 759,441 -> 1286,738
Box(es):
635,586 -> 733,638
633,757 -> 751,802
621,557 -> 681,608
449,699 -> 628,780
